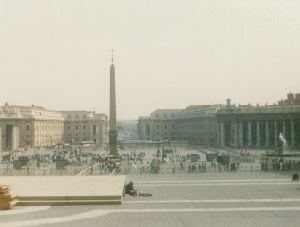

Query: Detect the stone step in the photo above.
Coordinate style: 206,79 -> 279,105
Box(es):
0,175 -> 126,207
17,199 -> 121,206
19,195 -> 121,201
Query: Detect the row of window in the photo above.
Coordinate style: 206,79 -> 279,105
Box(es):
35,125 -> 64,130
65,121 -> 88,124
154,113 -> 175,118
156,132 -> 171,136
67,133 -> 87,137
177,124 -> 215,129
35,134 -> 63,138
67,125 -> 87,130
66,125 -> 97,135
155,125 -> 175,129
67,115 -> 87,118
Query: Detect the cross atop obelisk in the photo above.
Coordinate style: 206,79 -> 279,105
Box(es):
109,50 -> 118,156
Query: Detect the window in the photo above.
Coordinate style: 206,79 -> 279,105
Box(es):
26,125 -> 30,131
164,125 -> 167,129
83,125 -> 86,130
67,126 -> 70,130
75,126 -> 78,130
156,125 -> 160,129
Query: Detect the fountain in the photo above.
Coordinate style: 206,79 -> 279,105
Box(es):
275,132 -> 288,154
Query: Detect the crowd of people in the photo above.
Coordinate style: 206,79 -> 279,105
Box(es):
261,157 -> 300,171
1,145 -> 299,175
119,148 -> 245,174
0,146 -> 117,175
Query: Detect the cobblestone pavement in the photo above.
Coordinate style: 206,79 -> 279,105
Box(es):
1,172 -> 300,227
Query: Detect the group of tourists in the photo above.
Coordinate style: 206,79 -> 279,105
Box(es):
261,157 -> 300,171
2,144 -> 300,175
0,147 -> 113,173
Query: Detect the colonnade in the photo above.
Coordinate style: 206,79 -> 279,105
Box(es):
0,125 -> 19,151
220,119 -> 298,148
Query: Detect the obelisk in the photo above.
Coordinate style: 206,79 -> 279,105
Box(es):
109,51 -> 118,156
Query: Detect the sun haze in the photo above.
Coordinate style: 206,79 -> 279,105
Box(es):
0,0 -> 299,119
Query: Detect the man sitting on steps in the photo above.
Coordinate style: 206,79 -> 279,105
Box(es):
124,181 -> 137,196
124,181 -> 152,197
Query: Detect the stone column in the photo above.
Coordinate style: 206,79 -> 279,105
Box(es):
256,121 -> 260,147
11,126 -> 19,150
230,121 -> 234,146
220,122 -> 225,146
265,121 -> 269,146
248,121 -> 252,146
234,121 -> 238,147
291,120 -> 295,147
239,121 -> 243,147
282,120 -> 286,138
274,120 -> 277,144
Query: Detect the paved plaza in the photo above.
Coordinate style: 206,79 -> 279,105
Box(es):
1,172 -> 300,227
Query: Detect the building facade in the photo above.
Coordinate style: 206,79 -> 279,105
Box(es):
137,109 -> 181,141
138,106 -> 219,145
0,103 -> 109,151
174,105 -> 220,146
0,103 -> 64,151
62,111 -> 108,145
138,93 -> 300,149
217,103 -> 300,148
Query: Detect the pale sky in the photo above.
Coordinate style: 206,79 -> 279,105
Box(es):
0,0 -> 299,120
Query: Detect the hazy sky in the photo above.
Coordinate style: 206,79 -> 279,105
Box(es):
0,0 -> 299,120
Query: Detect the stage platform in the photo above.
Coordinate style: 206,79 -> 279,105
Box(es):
0,175 -> 126,205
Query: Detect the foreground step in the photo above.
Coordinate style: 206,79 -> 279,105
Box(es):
1,176 -> 126,206
17,199 -> 121,206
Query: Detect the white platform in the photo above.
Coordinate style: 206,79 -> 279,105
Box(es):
0,175 -> 126,205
